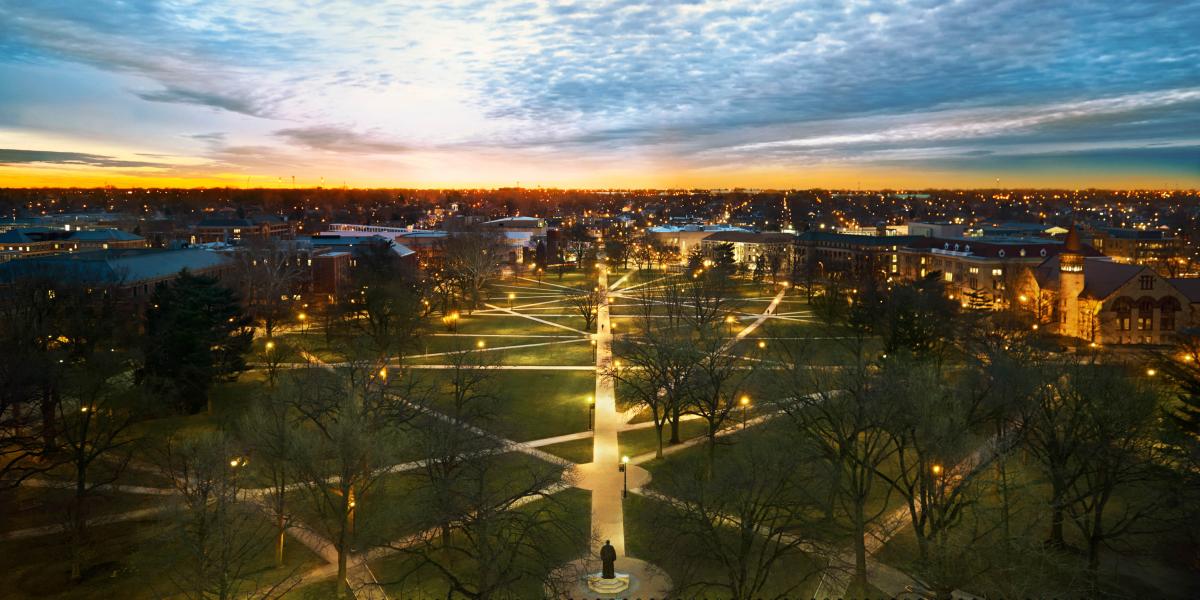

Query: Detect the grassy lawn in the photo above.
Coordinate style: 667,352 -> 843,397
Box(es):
619,419 -> 709,459
417,370 -> 595,442
0,511 -> 321,599
405,339 -> 592,366
538,437 -> 594,464
625,493 -> 823,598
369,487 -> 591,598
440,314 -> 584,337
0,486 -> 165,534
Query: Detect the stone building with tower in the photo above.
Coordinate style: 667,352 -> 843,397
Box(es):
1029,228 -> 1194,345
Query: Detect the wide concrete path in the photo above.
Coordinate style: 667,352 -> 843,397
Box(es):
574,266 -> 648,558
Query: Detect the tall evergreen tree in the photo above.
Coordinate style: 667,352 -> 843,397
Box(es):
141,270 -> 252,414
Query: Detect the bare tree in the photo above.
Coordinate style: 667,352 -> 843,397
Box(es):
871,357 -> 1000,598
1059,365 -> 1167,575
0,277 -> 60,491
233,238 -> 307,338
412,343 -> 500,545
288,364 -> 411,600
611,308 -> 694,458
567,284 -> 602,332
770,336 -> 896,592
442,230 -> 504,314
56,348 -> 139,581
238,392 -> 299,568
389,455 -> 582,600
156,429 -> 297,599
650,430 -> 826,599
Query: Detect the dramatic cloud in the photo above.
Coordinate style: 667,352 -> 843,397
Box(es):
0,148 -> 168,169
137,87 -> 267,117
274,126 -> 407,154
0,1 -> 1197,187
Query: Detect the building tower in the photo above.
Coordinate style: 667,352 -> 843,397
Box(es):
1059,226 -> 1085,338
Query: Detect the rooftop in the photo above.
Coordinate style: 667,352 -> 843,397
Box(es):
0,248 -> 230,285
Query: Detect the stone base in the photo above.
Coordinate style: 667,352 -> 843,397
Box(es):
550,556 -> 671,599
586,573 -> 630,594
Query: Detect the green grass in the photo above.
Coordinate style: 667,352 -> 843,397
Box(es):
0,510 -> 321,599
624,493 -> 823,598
618,419 -> 709,459
368,487 -> 591,598
0,487 -> 164,534
405,339 -> 593,366
417,370 -> 595,442
538,437 -> 595,464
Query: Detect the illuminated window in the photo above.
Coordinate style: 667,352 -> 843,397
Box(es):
944,272 -> 953,282
1114,297 -> 1132,331
1137,298 -> 1154,330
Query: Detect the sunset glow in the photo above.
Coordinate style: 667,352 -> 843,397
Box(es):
1,1 -> 1197,189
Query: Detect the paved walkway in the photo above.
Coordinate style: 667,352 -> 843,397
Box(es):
573,266 -> 648,557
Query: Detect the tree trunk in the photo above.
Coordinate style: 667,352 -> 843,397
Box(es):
668,406 -> 681,444
337,528 -> 349,600
275,510 -> 286,567
70,474 -> 86,581
1048,505 -> 1065,548
41,385 -> 57,455
655,422 -> 665,459
853,501 -> 868,589
1087,502 -> 1104,572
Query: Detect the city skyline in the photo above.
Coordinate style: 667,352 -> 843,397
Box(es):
1,1 -> 1198,189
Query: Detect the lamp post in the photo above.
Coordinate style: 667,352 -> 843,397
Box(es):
739,395 -> 750,429
588,396 -> 595,431
508,292 -> 516,309
619,455 -> 629,497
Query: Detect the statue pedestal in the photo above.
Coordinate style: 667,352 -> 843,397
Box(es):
585,571 -> 633,595
586,572 -> 630,594
550,556 -> 670,599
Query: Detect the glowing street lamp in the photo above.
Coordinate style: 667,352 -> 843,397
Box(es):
619,455 -> 630,497
476,339 -> 486,349
740,395 -> 750,429
931,464 -> 943,477
508,292 -> 516,308
265,340 -> 276,352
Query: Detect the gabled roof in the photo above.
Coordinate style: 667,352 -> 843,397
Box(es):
1102,227 -> 1175,240
906,236 -> 1099,259
1035,256 -> 1146,299
702,231 -> 795,244
1168,279 -> 1200,303
0,229 -> 35,244
196,218 -> 254,228
66,229 -> 143,242
796,231 -> 923,246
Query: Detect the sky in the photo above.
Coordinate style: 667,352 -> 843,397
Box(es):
0,0 -> 1197,189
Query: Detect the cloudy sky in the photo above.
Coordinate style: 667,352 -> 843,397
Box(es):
0,0 -> 1197,188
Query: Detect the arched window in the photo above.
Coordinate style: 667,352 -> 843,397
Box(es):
1113,297 -> 1133,331
1160,297 -> 1182,331
1137,297 -> 1155,331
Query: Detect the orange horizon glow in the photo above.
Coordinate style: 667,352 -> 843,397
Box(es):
3,165 -> 1196,192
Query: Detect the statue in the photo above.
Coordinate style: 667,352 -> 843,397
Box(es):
586,539 -> 631,594
600,540 -> 617,579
